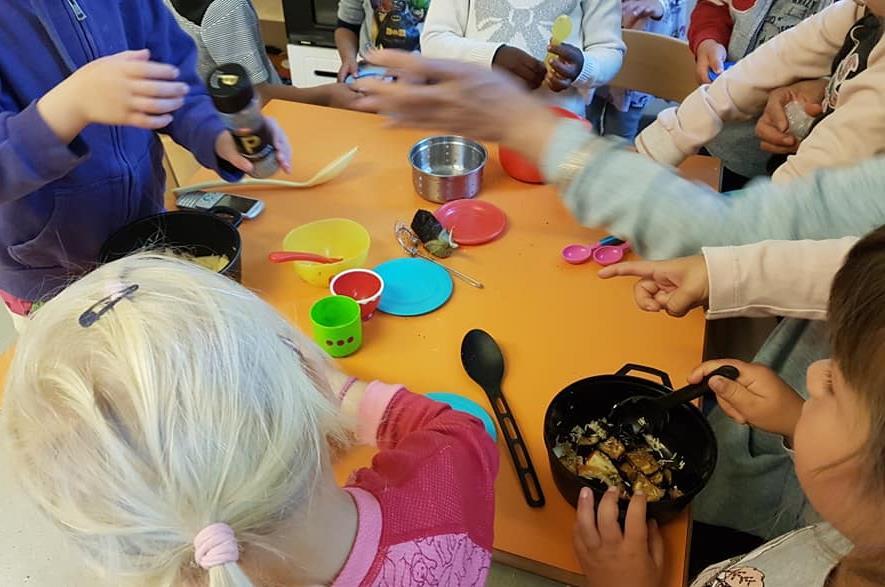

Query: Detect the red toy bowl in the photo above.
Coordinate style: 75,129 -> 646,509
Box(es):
499,106 -> 592,184
330,269 -> 385,321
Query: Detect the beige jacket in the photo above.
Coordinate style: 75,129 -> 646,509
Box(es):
703,237 -> 857,320
636,0 -> 885,182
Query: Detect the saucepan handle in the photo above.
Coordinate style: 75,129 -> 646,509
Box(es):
615,363 -> 673,389
208,205 -> 243,229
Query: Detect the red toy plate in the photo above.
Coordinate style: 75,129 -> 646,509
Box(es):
435,200 -> 507,246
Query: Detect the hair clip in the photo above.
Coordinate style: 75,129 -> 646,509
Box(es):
79,284 -> 139,328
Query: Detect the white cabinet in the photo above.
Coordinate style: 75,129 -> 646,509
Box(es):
287,44 -> 342,87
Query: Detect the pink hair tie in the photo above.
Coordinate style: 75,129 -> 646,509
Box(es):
194,523 -> 239,570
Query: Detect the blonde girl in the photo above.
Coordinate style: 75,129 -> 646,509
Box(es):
2,253 -> 497,586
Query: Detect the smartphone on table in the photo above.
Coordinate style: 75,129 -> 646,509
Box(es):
176,190 -> 264,219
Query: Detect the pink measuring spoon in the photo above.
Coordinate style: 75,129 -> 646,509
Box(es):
561,236 -> 623,265
561,243 -> 600,265
268,251 -> 343,264
593,242 -> 632,266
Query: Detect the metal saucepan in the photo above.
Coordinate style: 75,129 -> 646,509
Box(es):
409,136 -> 487,203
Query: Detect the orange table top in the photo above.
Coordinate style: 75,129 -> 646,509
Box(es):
0,101 -> 720,586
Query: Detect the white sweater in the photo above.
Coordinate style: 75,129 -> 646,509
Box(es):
420,0 -> 624,116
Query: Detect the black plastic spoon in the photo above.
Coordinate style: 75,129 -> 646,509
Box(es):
461,329 -> 545,508
607,365 -> 740,436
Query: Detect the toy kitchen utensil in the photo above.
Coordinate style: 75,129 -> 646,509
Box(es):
461,329 -> 545,508
395,223 -> 484,289
608,365 -> 740,436
373,258 -> 453,317
434,200 -> 507,246
593,242 -> 632,266
268,251 -> 343,264
546,15 -> 573,68
173,147 -> 359,193
561,236 -> 625,265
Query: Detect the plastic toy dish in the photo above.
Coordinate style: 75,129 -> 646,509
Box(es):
435,199 -> 507,245
330,268 -> 385,321
426,392 -> 497,441
282,218 -> 370,287
374,258 -> 454,316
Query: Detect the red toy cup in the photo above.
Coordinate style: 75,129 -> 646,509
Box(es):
329,269 -> 385,320
499,106 -> 592,184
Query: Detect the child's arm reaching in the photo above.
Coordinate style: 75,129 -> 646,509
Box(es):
636,0 -> 859,170
142,0 -> 290,177
1,50 -> 187,206
335,0 -> 364,82
688,0 -> 733,84
598,237 -> 857,320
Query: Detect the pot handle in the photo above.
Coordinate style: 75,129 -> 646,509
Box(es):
615,363 -> 673,389
207,205 -> 243,229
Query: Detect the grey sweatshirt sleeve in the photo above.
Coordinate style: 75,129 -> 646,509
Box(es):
337,0 -> 366,26
542,120 -> 885,260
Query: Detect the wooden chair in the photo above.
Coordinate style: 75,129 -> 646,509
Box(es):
609,29 -> 699,103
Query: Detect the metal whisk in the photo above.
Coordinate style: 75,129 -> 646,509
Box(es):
394,222 -> 484,289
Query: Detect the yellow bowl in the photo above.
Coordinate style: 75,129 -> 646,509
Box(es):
282,218 -> 371,287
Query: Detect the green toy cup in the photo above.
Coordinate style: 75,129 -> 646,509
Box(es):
310,295 -> 363,358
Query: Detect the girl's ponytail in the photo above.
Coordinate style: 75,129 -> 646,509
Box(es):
195,524 -> 254,587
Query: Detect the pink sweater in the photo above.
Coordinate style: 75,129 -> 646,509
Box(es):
332,383 -> 499,587
703,237 -> 857,320
636,0 -> 885,182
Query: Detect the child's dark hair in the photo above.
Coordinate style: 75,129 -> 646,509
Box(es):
828,225 -> 885,584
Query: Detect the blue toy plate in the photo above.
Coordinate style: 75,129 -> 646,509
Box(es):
374,258 -> 453,316
426,392 -> 497,441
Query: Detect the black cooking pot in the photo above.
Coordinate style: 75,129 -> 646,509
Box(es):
543,363 -> 717,523
100,207 -> 243,282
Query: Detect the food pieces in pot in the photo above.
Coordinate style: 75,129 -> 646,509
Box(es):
162,249 -> 230,272
626,448 -> 660,477
554,417 -> 686,502
633,473 -> 666,502
600,437 -> 626,460
577,451 -> 622,488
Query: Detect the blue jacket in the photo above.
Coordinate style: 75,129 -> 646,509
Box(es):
0,0 -> 240,301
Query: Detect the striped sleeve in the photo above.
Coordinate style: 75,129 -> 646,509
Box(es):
200,0 -> 271,85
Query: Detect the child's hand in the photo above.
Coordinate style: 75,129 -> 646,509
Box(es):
622,0 -> 664,28
492,45 -> 547,90
214,116 -> 292,175
598,256 -> 709,317
756,79 -> 827,154
688,360 -> 804,441
72,49 -> 187,129
338,57 -> 360,83
695,39 -> 727,84
545,43 -> 585,92
574,487 -> 664,587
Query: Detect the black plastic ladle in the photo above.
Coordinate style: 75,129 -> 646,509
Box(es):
607,365 -> 740,436
461,329 -> 545,508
